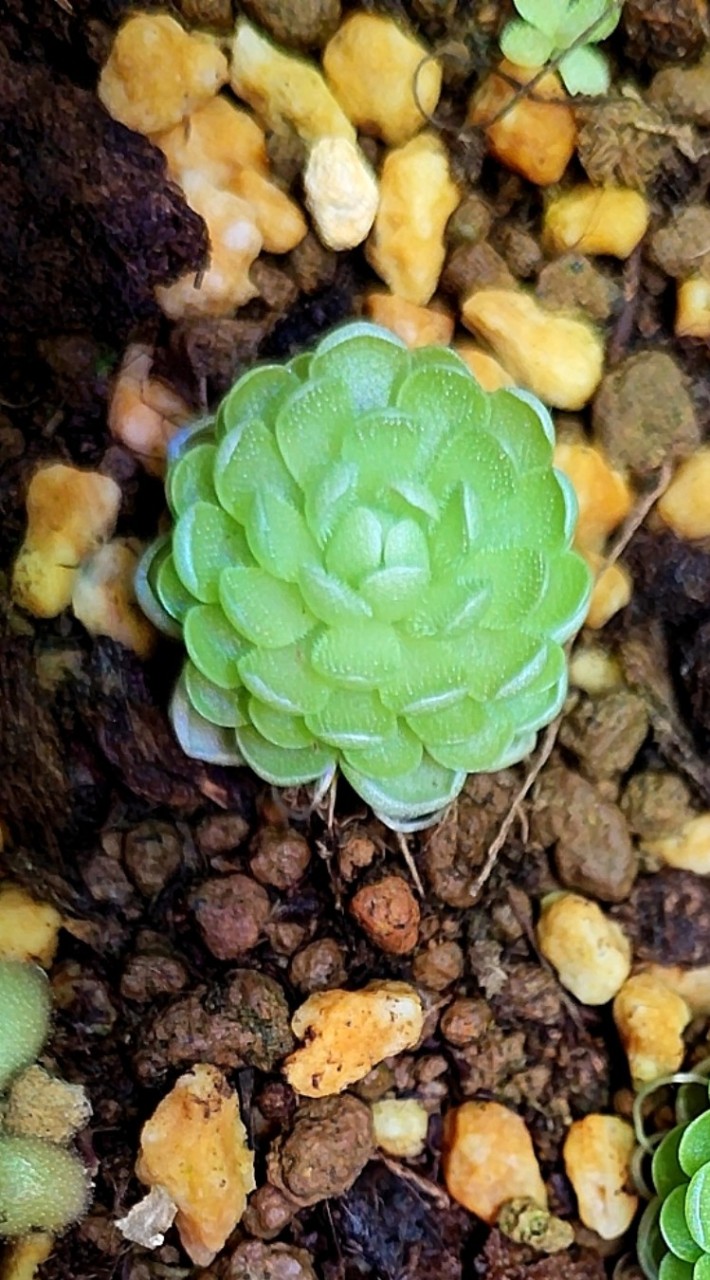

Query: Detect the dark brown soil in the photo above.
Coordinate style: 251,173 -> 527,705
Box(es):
2,2 -> 710,1279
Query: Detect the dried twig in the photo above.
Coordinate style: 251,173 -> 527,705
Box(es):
468,715 -> 562,903
396,830 -> 425,897
380,1156 -> 451,1209
604,461 -> 673,569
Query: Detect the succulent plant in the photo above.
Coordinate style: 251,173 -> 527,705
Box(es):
137,322 -> 591,829
636,1068 -> 710,1279
500,0 -> 623,97
0,959 -> 90,1237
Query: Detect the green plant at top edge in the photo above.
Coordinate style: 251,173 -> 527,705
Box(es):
500,0 -> 624,96
136,321 -> 591,831
634,1063 -> 710,1280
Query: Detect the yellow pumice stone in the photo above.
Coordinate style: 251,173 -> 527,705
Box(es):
658,447 -> 710,540
230,20 -> 355,146
543,186 -> 650,259
323,12 -> 441,147
613,972 -> 690,1085
98,13 -> 228,135
366,133 -> 460,306
563,1115 -> 638,1240
462,289 -> 604,411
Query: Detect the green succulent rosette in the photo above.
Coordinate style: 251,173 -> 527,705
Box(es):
636,1071 -> 710,1280
136,322 -> 591,830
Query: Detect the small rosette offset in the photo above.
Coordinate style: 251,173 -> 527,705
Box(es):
137,322 -> 592,829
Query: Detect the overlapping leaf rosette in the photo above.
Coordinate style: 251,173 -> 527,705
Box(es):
137,322 -> 591,830
636,1070 -> 710,1280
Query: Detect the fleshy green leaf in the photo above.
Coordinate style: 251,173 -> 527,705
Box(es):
310,323 -> 409,412
170,674 -> 244,766
693,1253 -> 710,1279
637,1197 -> 666,1280
556,0 -> 621,47
343,409 -> 431,499
659,1185 -> 702,1264
134,537 -> 182,639
167,442 -> 218,516
523,551 -> 592,642
343,722 -> 423,779
155,552 -> 195,624
380,637 -> 470,715
465,547 -> 547,627
480,470 -> 575,551
686,1162 -> 710,1251
395,365 -> 491,467
215,420 -> 298,522
184,604 -> 250,689
216,364 -> 299,439
246,489 -> 318,582
658,1253 -> 694,1280
184,660 -> 248,727
406,697 -> 490,747
429,425 -> 517,512
500,18 -> 555,67
488,389 -> 554,472
513,0 -> 569,38
428,484 -> 482,575
341,752 -> 465,822
463,630 -> 548,701
238,642 -> 331,715
306,689 -> 396,748
402,574 -> 490,638
654,1127 -> 691,1200
679,1113 -> 710,1179
558,44 -> 611,96
248,697 -> 317,749
236,725 -> 335,786
311,621 -> 402,688
326,507 -> 385,583
276,377 -> 353,488
173,502 -> 252,603
299,564 -> 372,625
304,461 -> 358,546
220,566 -> 316,648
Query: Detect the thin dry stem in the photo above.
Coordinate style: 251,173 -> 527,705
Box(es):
469,714 -> 562,903
396,831 -> 425,898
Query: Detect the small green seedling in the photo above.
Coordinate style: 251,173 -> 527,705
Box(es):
500,0 -> 623,96
0,960 -> 50,1092
0,959 -> 91,1238
137,322 -> 591,830
635,1067 -> 710,1278
0,1135 -> 90,1236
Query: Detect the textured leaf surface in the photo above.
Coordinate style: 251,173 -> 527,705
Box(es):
184,604 -> 249,689
167,442 -> 218,515
220,566 -> 315,647
173,502 -> 252,603
216,364 -> 299,439
236,725 -> 335,785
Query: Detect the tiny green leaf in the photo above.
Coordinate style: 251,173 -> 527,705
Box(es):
686,1163 -> 710,1251
660,1186 -> 702,1264
558,44 -> 611,96
500,18 -> 556,67
679,1113 -> 710,1180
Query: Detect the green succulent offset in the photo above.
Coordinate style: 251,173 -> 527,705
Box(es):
500,0 -> 623,97
137,321 -> 591,829
637,1074 -> 710,1280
